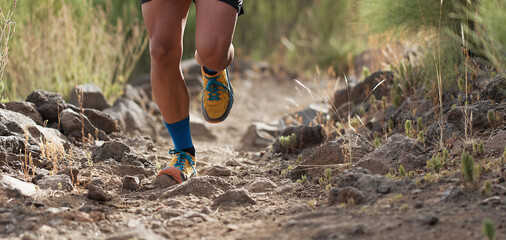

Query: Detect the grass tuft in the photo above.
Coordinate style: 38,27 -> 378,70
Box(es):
461,151 -> 475,183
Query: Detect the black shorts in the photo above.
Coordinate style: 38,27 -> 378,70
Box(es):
141,0 -> 244,16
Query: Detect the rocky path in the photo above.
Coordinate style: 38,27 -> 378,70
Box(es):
1,62 -> 505,240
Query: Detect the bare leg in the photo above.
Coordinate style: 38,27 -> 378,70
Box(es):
142,0 -> 192,123
194,0 -> 238,71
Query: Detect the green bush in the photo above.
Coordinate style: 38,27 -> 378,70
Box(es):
461,151 -> 475,183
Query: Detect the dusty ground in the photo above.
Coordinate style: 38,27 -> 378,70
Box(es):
0,65 -> 505,240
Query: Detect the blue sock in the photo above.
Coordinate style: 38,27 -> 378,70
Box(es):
203,66 -> 218,75
164,116 -> 195,156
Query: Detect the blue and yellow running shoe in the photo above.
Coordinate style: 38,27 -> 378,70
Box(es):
157,149 -> 197,183
201,67 -> 234,123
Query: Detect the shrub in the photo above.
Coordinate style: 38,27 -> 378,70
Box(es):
461,151 -> 475,183
482,218 -> 496,240
5,0 -> 147,101
398,164 -> 406,177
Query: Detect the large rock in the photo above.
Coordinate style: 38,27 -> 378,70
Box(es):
239,122 -> 278,151
91,141 -> 130,162
0,174 -> 38,197
103,98 -> 157,137
332,71 -> 393,117
357,134 -> 430,174
447,100 -> 494,131
26,90 -> 66,122
83,108 -> 118,134
273,125 -> 326,154
122,84 -> 150,111
481,75 -> 506,102
5,102 -> 43,125
292,133 -> 373,180
37,175 -> 73,191
59,108 -> 109,140
69,84 -> 110,111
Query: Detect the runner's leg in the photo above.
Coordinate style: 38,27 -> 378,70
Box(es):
194,0 -> 238,72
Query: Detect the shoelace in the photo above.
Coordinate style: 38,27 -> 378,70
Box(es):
204,75 -> 227,101
170,149 -> 197,175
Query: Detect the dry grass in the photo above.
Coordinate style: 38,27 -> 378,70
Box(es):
0,0 -> 15,101
4,0 -> 147,101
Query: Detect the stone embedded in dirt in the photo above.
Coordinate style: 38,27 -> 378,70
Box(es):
292,133 -> 373,180
4,101 -> 43,126
189,115 -> 217,141
106,226 -> 164,240
447,100 -> 494,131
481,75 -> 506,102
239,122 -> 279,151
485,130 -> 506,157
440,187 -> 465,202
122,84 -> 150,111
426,122 -> 461,145
0,174 -> 38,197
376,184 -> 391,194
273,125 -> 326,154
211,188 -> 256,209
114,165 -> 153,177
480,196 -> 502,206
60,108 -> 109,141
122,175 -> 140,191
245,177 -> 277,193
421,215 -> 439,226
225,159 -> 242,167
74,211 -> 92,222
59,167 -> 79,184
121,152 -> 150,167
103,98 -> 157,137
200,165 -> 232,177
89,211 -> 105,222
69,84 -> 111,111
91,141 -> 130,162
83,108 -> 118,134
332,71 -> 393,118
37,175 -> 73,191
26,90 -> 66,123
280,103 -> 330,127
158,208 -> 185,219
153,174 -> 178,189
357,134 -> 429,175
160,176 -> 233,199
87,184 -> 113,202
328,187 -> 366,205
286,203 -> 311,214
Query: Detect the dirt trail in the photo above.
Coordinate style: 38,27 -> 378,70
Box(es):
1,65 -> 505,240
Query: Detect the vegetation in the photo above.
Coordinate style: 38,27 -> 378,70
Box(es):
482,218 -> 496,240
0,1 -> 15,101
461,151 -> 475,183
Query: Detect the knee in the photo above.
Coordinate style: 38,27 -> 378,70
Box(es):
196,39 -> 233,71
149,40 -> 182,66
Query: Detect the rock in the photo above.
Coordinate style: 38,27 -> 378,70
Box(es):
122,175 -> 140,191
273,125 -> 326,154
69,84 -> 110,111
153,174 -> 178,189
245,177 -> 277,193
336,167 -> 402,194
5,102 -> 43,125
74,212 -> 92,222
59,167 -> 79,184
83,108 -> 118,134
60,108 -> 109,140
480,196 -> 502,206
106,227 -> 164,240
91,141 -> 130,162
225,159 -> 242,167
26,90 -> 66,122
0,135 -> 26,154
122,84 -> 150,111
286,203 -> 311,214
160,176 -> 233,199
279,103 -> 329,128
485,130 -> 506,157
481,76 -> 506,102
239,123 -> 278,151
292,133 -> 373,180
201,165 -> 232,177
189,114 -> 217,141
440,187 -> 465,202
37,175 -> 73,191
332,71 -> 393,116
328,187 -> 366,205
357,134 -> 430,174
89,211 -> 105,222
181,58 -> 203,76
87,184 -> 113,202
211,188 -> 256,209
103,98 -> 157,137
421,215 -> 439,225
447,100 -> 494,131
426,122 -> 461,145
0,174 -> 38,197
377,184 -> 391,194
